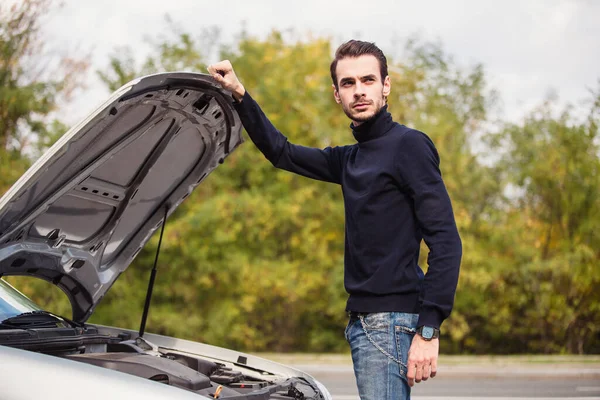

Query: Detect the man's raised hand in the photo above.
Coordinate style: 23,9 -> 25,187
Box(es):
207,60 -> 246,101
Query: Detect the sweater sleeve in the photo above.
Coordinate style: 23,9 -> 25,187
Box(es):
233,91 -> 345,184
396,130 -> 462,329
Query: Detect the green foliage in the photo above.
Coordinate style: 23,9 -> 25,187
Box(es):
486,91 -> 600,354
0,0 -> 88,321
0,0 -> 87,192
91,32 -> 350,352
2,11 -> 598,354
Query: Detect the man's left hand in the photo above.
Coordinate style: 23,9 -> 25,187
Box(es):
406,334 -> 439,387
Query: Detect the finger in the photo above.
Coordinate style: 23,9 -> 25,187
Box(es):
206,67 -> 226,84
431,357 -> 438,378
406,362 -> 416,387
422,360 -> 431,381
208,73 -> 224,85
211,60 -> 232,75
415,362 -> 423,383
212,73 -> 226,83
206,64 -> 217,76
207,63 -> 226,78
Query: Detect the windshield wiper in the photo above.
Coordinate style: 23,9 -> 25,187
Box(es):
0,310 -> 79,329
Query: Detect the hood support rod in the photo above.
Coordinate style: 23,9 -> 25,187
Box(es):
139,205 -> 169,337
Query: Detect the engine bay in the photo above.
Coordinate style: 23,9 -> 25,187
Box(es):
0,327 -> 323,400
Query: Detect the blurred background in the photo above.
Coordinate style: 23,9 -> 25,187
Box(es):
1,0 -> 599,355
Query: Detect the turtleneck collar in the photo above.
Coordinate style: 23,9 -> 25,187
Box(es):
351,105 -> 395,143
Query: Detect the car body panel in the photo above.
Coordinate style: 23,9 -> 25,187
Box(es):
0,344 -> 209,400
0,72 -> 243,323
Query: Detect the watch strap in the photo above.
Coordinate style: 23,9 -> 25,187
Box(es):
416,325 -> 440,340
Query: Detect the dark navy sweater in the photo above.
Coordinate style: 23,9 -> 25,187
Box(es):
234,92 -> 462,329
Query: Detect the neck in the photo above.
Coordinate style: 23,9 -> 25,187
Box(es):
351,105 -> 395,143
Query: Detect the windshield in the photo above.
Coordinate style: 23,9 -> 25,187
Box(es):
0,278 -> 41,321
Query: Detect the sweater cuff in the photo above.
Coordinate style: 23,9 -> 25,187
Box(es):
417,307 -> 444,330
232,91 -> 253,118
232,90 -> 252,106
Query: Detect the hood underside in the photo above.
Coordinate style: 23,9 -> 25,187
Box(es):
0,72 -> 243,323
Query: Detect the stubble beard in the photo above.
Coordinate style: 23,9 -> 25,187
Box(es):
343,93 -> 386,125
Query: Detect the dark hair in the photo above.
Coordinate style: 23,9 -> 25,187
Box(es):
330,40 -> 388,89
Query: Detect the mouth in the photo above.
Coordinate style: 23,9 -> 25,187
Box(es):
353,102 -> 371,110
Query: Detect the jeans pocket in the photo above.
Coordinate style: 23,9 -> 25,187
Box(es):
344,317 -> 355,342
362,312 -> 389,331
394,324 -> 416,377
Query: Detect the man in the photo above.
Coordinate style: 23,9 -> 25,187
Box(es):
208,40 -> 462,400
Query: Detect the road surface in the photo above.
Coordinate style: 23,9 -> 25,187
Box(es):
287,361 -> 600,399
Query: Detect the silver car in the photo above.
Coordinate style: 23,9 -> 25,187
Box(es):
0,73 -> 332,400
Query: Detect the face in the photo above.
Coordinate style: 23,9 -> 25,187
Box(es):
333,55 -> 391,125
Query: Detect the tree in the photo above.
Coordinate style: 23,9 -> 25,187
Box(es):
90,28 -> 508,353
486,88 -> 600,353
1,0 -> 88,313
8,14 -> 598,353
0,0 -> 88,193
91,30 -> 349,352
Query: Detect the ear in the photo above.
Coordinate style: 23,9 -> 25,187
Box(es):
383,75 -> 391,98
332,84 -> 341,104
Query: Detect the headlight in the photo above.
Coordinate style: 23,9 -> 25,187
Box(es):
313,378 -> 333,400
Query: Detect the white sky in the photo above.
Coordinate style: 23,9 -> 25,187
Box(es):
42,0 -> 600,125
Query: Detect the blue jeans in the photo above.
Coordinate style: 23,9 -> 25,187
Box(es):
345,312 -> 419,400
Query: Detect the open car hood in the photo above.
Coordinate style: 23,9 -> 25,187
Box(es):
0,72 -> 243,323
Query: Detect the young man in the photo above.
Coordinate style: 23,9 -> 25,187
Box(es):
208,40 -> 462,400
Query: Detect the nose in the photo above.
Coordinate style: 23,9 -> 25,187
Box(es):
353,81 -> 366,98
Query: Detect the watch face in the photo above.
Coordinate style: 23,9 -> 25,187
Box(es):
422,326 -> 434,339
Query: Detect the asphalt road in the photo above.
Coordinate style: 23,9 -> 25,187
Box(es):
291,364 -> 600,399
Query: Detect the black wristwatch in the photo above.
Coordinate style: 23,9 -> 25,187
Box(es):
416,326 -> 440,340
